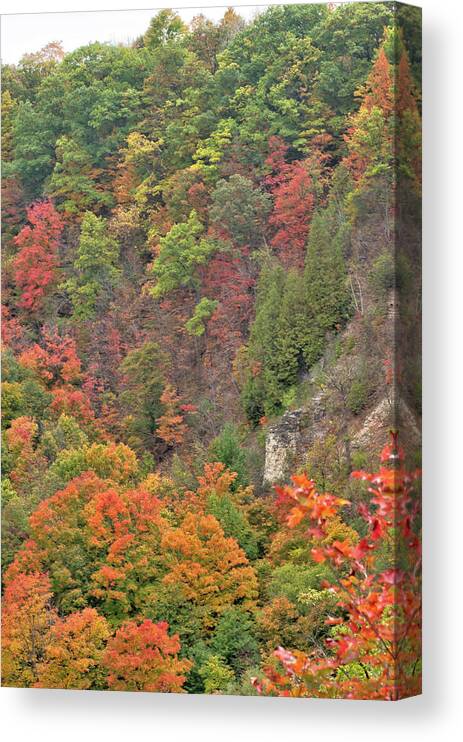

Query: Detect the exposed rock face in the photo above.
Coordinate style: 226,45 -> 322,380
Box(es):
263,410 -> 304,486
352,396 -> 421,453
263,393 -> 420,488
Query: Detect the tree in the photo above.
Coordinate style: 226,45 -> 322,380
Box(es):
200,250 -> 255,401
48,441 -> 138,489
8,100 -> 56,198
198,654 -> 234,694
19,472 -> 168,620
63,212 -> 120,321
314,1 -> 393,122
19,327 -> 82,385
185,297 -> 218,337
302,207 -> 351,368
119,341 -> 168,452
156,384 -> 188,446
143,10 -> 187,50
195,461 -> 258,560
36,608 -> 110,689
240,262 -> 286,422
46,136 -> 114,216
1,571 -> 56,687
113,131 -> 162,209
1,478 -> 29,571
272,269 -> 307,389
159,512 -> 258,637
211,607 -> 260,676
1,90 -> 26,247
265,137 -> 315,269
209,175 -> 271,249
102,619 -> 191,692
148,210 -> 216,300
4,416 -> 43,493
13,200 -> 62,313
343,42 -> 398,186
208,423 -> 249,490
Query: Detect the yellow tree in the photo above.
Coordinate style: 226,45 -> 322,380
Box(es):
36,608 -> 110,689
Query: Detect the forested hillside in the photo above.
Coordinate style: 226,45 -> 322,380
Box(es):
1,3 -> 422,699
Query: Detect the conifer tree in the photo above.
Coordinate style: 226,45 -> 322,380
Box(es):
302,207 -> 351,368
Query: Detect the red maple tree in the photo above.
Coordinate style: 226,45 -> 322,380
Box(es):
13,201 -> 63,313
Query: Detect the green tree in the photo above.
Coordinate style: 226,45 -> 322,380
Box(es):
211,608 -> 259,677
208,423 -> 249,489
149,210 -> 217,299
273,270 -> 308,389
63,212 -> 120,321
209,174 -> 271,248
119,342 -> 168,452
240,263 -> 286,422
46,136 -> 114,216
206,493 -> 258,561
185,297 -> 218,337
302,206 -> 351,368
198,654 -> 234,694
143,10 -> 187,50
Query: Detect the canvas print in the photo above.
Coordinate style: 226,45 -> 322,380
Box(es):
1,2 -> 421,699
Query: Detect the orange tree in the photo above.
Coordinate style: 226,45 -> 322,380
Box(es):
254,434 -> 421,700
7,472 -> 168,621
102,619 -> 191,692
35,607 -> 110,690
1,570 -> 56,687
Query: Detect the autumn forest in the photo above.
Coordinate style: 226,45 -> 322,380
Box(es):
1,2 -> 422,699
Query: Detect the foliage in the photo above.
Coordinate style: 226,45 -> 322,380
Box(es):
1,4 -> 421,698
148,211 -> 217,299
209,174 -> 271,249
2,571 -> 56,687
156,384 -> 188,446
255,437 -> 422,700
198,654 -> 234,694
13,200 -> 62,313
159,511 -> 258,637
36,608 -> 110,689
119,341 -> 168,452
302,206 -> 351,368
103,619 -> 191,692
210,607 -> 260,677
265,137 -> 314,268
208,423 -> 249,490
63,212 -> 120,321
185,297 -> 218,337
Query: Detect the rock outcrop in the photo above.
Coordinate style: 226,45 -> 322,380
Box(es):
263,410 -> 305,486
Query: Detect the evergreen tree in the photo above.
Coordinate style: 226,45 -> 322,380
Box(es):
241,263 -> 286,422
303,207 -> 351,368
273,270 -> 307,388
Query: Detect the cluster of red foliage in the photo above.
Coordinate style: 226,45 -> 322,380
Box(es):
201,250 -> 255,381
19,327 -> 82,385
254,434 -> 422,700
13,201 -> 63,312
265,137 -> 314,269
103,619 -> 191,692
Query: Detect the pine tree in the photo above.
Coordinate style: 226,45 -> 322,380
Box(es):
273,270 -> 307,388
303,207 -> 351,368
241,263 -> 286,422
